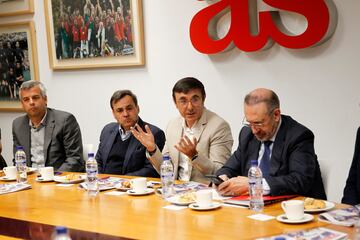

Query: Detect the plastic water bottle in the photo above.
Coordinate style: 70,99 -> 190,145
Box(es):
86,153 -> 99,197
248,159 -> 264,212
51,226 -> 72,240
354,219 -> 360,240
15,146 -> 27,183
160,154 -> 174,199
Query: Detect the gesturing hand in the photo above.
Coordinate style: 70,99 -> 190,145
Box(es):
130,124 -> 156,152
174,135 -> 198,159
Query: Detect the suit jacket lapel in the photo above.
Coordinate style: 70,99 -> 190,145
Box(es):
21,117 -> 31,166
246,137 -> 261,173
193,109 -> 207,142
103,126 -> 119,168
270,118 -> 286,175
43,110 -> 55,164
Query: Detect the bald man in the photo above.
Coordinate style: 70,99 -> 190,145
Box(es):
216,88 -> 326,199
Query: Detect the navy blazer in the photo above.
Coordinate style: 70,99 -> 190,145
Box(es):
96,118 -> 165,177
342,127 -> 360,205
217,115 -> 327,199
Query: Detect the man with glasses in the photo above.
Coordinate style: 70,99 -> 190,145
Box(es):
131,77 -> 233,183
216,88 -> 326,199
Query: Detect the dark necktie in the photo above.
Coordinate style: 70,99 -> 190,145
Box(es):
259,141 -> 272,178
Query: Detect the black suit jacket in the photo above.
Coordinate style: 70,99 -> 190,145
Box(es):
342,127 -> 360,205
217,115 -> 326,199
95,118 -> 165,177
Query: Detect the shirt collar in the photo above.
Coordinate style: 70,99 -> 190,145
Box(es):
269,116 -> 282,142
29,110 -> 47,129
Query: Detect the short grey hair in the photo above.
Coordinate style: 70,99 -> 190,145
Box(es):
19,80 -> 47,99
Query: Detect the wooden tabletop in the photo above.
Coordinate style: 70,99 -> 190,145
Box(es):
0,172 -> 355,239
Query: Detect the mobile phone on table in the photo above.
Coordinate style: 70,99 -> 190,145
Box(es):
205,175 -> 224,186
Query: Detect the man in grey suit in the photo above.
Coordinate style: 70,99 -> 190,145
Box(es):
95,90 -> 165,177
12,80 -> 84,172
216,88 -> 326,199
131,77 -> 233,183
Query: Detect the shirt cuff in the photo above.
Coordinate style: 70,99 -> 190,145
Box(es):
262,178 -> 270,195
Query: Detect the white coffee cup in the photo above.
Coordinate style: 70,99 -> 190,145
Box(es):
131,177 -> 147,193
196,190 -> 213,207
39,166 -> 54,180
3,166 -> 17,179
281,200 -> 304,220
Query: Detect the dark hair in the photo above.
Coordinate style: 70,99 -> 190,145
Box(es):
172,77 -> 206,102
244,89 -> 280,113
110,90 -> 138,109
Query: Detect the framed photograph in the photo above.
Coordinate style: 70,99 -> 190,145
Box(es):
0,0 -> 34,17
0,21 -> 39,112
44,0 -> 145,70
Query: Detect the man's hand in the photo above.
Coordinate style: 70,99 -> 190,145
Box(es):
217,176 -> 249,196
130,124 -> 156,152
174,135 -> 198,159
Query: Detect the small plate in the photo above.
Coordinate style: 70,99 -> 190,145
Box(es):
189,202 -> 222,211
276,213 -> 314,224
126,188 -> 155,196
167,195 -> 196,206
35,177 -> 54,182
0,176 -> 17,181
304,201 -> 335,213
54,175 -> 85,184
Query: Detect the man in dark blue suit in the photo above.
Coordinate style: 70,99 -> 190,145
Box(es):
216,88 -> 326,199
96,90 -> 165,177
342,127 -> 360,205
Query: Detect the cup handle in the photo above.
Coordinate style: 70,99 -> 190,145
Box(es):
281,201 -> 287,212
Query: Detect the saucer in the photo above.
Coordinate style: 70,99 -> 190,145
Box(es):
35,177 -> 54,182
0,176 -> 17,181
276,213 -> 314,224
126,188 -> 155,196
189,202 -> 222,211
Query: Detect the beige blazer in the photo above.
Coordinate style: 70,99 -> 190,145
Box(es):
147,109 -> 233,184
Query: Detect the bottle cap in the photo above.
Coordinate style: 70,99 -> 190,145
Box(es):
162,154 -> 171,161
88,153 -> 95,158
55,226 -> 68,234
250,159 -> 258,166
16,146 -> 24,150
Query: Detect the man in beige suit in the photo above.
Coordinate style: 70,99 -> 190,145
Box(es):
131,77 -> 233,183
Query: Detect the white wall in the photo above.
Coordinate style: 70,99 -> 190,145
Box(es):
0,0 -> 359,202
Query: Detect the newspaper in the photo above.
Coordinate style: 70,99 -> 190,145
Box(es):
318,206 -> 360,227
0,183 -> 31,195
256,227 -> 347,240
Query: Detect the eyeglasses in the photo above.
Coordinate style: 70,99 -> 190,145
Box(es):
177,96 -> 202,107
242,117 -> 266,129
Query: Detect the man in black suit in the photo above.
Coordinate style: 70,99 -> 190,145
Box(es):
216,88 -> 326,199
342,127 -> 360,205
96,90 -> 165,177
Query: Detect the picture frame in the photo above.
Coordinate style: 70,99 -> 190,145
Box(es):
44,0 -> 145,70
0,0 -> 34,17
0,21 -> 39,112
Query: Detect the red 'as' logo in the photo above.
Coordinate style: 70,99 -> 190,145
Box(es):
190,0 -> 338,54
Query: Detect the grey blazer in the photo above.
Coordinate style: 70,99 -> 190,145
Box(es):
147,109 -> 233,184
12,108 -> 84,172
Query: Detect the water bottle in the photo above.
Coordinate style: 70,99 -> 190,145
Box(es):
160,154 -> 174,199
248,159 -> 264,212
51,226 -> 72,240
86,153 -> 99,197
15,146 -> 27,183
354,219 -> 360,240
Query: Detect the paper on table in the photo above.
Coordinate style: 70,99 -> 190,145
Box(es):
248,214 -> 275,221
163,205 -> 187,211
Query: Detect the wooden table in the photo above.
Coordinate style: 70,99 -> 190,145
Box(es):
0,173 -> 354,239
